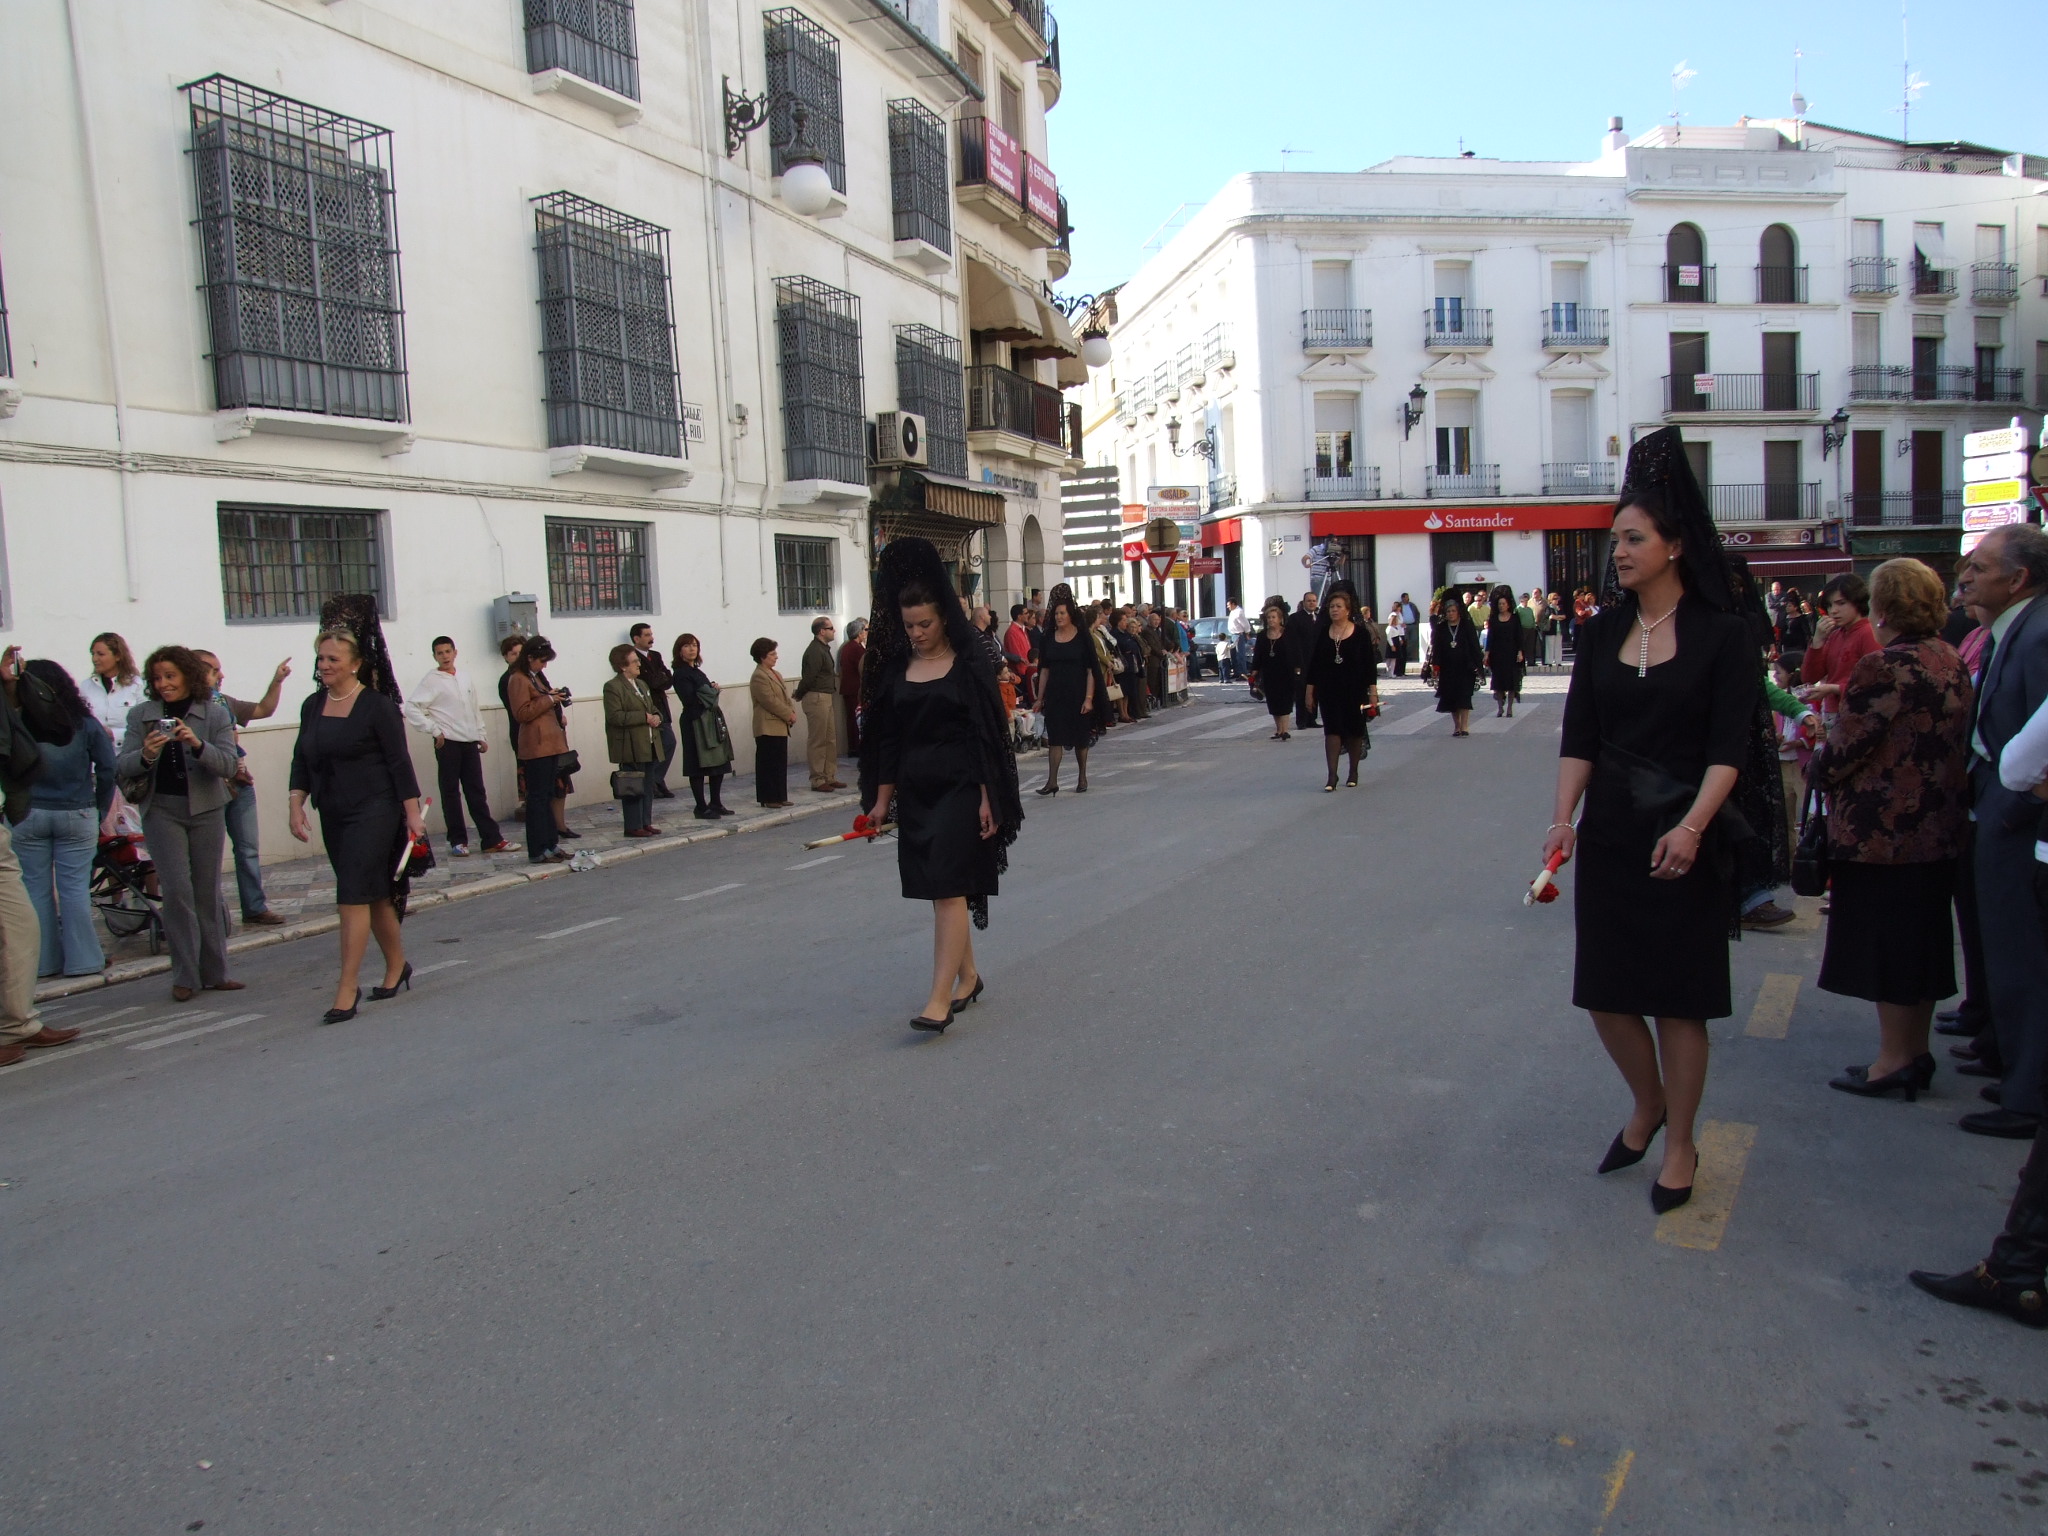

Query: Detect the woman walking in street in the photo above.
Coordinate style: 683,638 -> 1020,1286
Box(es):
117,646 -> 244,1002
748,638 -> 797,808
1432,591 -> 1483,736
671,633 -> 733,820
1815,558 -> 1973,1101
1486,586 -> 1526,718
603,645 -> 663,839
16,660 -> 115,978
506,635 -> 574,864
859,538 -> 1024,1032
1032,586 -> 1107,795
1543,428 -> 1759,1213
1305,584 -> 1379,790
1251,600 -> 1296,740
288,626 -> 426,1024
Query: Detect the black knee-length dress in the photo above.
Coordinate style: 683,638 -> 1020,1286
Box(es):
872,661 -> 1000,902
1308,626 -> 1376,739
1036,628 -> 1103,749
289,688 -> 421,906
1561,598 -> 1758,1020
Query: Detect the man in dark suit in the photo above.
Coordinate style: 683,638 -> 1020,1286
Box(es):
1957,524 -> 2048,1138
1284,590 -> 1320,730
629,623 -> 677,798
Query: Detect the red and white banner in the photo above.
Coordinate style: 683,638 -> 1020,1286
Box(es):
984,122 -> 1023,203
1024,155 -> 1059,228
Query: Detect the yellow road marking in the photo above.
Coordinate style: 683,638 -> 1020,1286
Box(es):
1745,973 -> 1801,1039
1655,1121 -> 1758,1251
1592,1448 -> 1636,1534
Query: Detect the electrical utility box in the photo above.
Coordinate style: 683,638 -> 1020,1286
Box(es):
493,593 -> 538,644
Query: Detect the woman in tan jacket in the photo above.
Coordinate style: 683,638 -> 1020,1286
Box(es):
506,634 -> 573,864
748,637 -> 797,808
603,644 -> 663,839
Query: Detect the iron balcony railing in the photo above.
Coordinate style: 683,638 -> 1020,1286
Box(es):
1425,305 -> 1492,347
1542,305 -> 1608,348
956,116 -> 1017,205
525,0 -> 641,100
1304,467 -> 1381,501
1846,490 -> 1964,527
1040,7 -> 1060,78
1542,462 -> 1615,495
1849,364 -> 1907,400
1201,322 -> 1234,371
1425,465 -> 1501,498
1973,262 -> 2019,303
1910,260 -> 1957,297
1847,257 -> 1898,295
1663,372 -> 1819,413
1911,365 -> 1975,401
2039,372 -> 2048,411
1977,367 -> 2025,404
1664,263 -> 1717,302
1708,482 -> 1821,522
1301,308 -> 1372,350
1755,265 -> 1809,304
966,364 -> 1073,453
1207,473 -> 1238,510
1009,0 -> 1047,44
888,98 -> 951,253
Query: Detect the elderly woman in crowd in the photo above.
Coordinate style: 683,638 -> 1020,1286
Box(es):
1817,558 -> 1974,1100
118,646 -> 244,1002
17,660 -> 116,978
749,637 -> 797,809
603,644 -> 664,839
838,617 -> 868,756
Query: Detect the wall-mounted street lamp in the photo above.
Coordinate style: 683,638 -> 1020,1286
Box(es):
722,77 -> 834,216
1400,383 -> 1427,439
1052,291 -> 1113,368
1820,406 -> 1851,460
1164,415 -> 1217,461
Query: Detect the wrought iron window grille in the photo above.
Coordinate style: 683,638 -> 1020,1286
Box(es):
775,534 -> 835,613
893,323 -> 967,477
545,517 -> 650,613
531,192 -> 683,460
183,75 -> 408,423
217,504 -> 384,622
888,99 -> 951,253
0,246 -> 12,378
764,9 -> 846,193
524,0 -> 640,100
774,275 -> 866,485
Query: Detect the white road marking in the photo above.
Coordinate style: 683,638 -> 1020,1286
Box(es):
536,916 -> 622,940
786,855 -> 843,870
412,959 -> 471,977
1379,708 -> 1445,736
105,1011 -> 224,1044
676,881 -> 745,902
1118,709 -> 1257,741
1470,701 -> 1543,734
129,1013 -> 266,1052
1194,714 -> 1283,740
71,1006 -> 145,1035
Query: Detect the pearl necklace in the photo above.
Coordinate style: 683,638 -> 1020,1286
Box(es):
1634,601 -> 1679,677
326,681 -> 365,707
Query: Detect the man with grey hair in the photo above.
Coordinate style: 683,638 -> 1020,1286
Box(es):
1955,523 -> 2048,1139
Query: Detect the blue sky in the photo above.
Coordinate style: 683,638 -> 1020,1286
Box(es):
1045,0 -> 2048,298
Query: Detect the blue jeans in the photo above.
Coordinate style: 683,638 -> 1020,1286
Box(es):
223,782 -> 270,917
16,806 -> 104,976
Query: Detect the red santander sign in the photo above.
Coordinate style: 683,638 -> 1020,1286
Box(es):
1309,503 -> 1613,536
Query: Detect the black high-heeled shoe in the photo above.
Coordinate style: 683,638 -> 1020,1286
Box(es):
909,1000 -> 956,1033
1598,1114 -> 1666,1174
1035,783 -> 1059,797
1651,1150 -> 1700,1214
1323,777 -> 1338,793
1829,1053 -> 1936,1101
321,989 -> 362,1025
951,976 -> 984,1011
369,961 -> 414,1002
1074,779 -> 1088,793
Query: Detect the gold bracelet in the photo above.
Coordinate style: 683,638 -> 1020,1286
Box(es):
1547,822 -> 1574,832
1678,822 -> 1704,836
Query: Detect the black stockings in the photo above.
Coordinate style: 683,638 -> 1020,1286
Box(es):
1323,734 -> 1365,784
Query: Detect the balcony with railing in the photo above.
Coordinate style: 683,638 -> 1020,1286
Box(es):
1849,364 -> 1907,400
2039,372 -> 2048,411
1911,364 -> 1976,401
1910,260 -> 1957,298
1425,304 -> 1492,348
1425,465 -> 1501,498
1542,305 -> 1608,349
1709,482 -> 1821,522
1663,372 -> 1819,413
1038,7 -> 1061,107
1977,367 -> 2025,404
1754,265 -> 1809,304
1301,309 -> 1372,351
1046,191 -> 1071,278
1304,467 -> 1381,502
1663,263 -> 1717,302
1847,257 -> 1898,296
956,115 -> 1020,214
1201,322 -> 1235,372
1542,462 -> 1615,495
1207,473 -> 1238,510
1847,490 -> 1964,527
967,364 -> 1076,460
1972,262 -> 2018,304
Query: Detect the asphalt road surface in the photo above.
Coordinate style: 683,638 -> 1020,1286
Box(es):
5,678 -> 2043,1534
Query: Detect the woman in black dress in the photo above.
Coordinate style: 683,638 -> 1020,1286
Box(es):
1544,428 -> 1759,1213
1304,583 -> 1379,789
1250,600 -> 1295,741
1432,593 -> 1483,735
1485,587 -> 1526,718
288,627 -> 425,1024
1032,586 -> 1108,795
860,538 -> 1025,1032
669,633 -> 733,820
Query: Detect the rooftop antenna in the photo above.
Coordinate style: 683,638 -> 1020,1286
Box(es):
1279,147 -> 1314,171
1141,202 -> 1192,253
1668,59 -> 1696,134
1893,3 -> 1926,143
1790,46 -> 1807,119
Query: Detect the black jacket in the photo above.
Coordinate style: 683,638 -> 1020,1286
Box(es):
635,647 -> 674,723
1282,609 -> 1320,672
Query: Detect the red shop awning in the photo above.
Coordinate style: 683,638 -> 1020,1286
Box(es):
1203,517 -> 1242,548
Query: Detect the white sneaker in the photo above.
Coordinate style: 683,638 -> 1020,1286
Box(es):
450,844 -> 471,856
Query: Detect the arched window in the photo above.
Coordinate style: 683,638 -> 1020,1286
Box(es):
1757,224 -> 1804,302
1665,224 -> 1711,301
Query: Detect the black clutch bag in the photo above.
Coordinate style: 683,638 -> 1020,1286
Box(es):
1790,760 -> 1831,898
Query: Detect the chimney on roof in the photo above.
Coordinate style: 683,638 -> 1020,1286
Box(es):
1604,115 -> 1627,153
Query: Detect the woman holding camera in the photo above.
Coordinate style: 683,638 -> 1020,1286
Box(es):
507,635 -> 575,864
117,646 -> 245,1002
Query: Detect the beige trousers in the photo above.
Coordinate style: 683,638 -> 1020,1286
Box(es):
0,818 -> 45,1041
802,693 -> 838,787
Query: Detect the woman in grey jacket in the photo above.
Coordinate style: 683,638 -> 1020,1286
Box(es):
117,646 -> 244,1001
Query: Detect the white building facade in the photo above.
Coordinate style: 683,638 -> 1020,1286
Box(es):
1072,117 -> 2046,618
0,0 -> 1079,847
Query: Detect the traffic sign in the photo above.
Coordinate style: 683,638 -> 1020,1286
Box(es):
1142,549 -> 1177,582
1965,451 -> 2030,483
1965,479 -> 2027,507
1965,426 -> 2031,458
1187,556 -> 1223,577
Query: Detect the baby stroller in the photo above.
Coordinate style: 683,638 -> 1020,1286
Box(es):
92,831 -> 164,956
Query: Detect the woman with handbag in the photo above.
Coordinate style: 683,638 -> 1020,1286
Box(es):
1811,558 -> 1973,1100
117,646 -> 246,1002
602,645 -> 663,839
1543,430 -> 1760,1214
1304,584 -> 1379,790
1031,586 -> 1108,795
506,635 -> 574,865
1251,600 -> 1296,740
670,634 -> 734,820
288,628 -> 426,1023
748,638 -> 797,809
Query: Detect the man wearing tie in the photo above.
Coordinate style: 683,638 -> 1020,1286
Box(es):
1957,525 -> 2048,1140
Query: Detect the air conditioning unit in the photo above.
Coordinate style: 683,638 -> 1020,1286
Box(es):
874,410 -> 929,467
